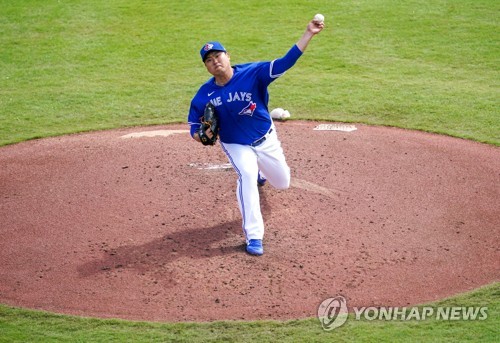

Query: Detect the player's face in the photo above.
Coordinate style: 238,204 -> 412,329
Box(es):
204,51 -> 230,76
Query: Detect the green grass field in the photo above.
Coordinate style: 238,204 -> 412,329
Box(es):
0,284 -> 498,342
0,0 -> 498,341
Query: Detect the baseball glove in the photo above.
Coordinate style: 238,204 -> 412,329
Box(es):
198,102 -> 219,146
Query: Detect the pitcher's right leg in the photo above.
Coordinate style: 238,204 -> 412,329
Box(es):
220,142 -> 264,242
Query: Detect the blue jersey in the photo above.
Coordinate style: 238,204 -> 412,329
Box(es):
188,45 -> 303,145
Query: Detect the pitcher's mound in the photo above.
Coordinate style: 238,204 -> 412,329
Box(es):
0,121 -> 498,322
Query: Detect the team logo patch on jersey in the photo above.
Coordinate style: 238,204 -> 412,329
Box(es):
239,101 -> 257,116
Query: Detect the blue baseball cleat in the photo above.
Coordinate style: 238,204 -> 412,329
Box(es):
246,239 -> 264,256
257,173 -> 267,187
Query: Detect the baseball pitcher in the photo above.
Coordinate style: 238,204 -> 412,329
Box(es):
188,16 -> 325,255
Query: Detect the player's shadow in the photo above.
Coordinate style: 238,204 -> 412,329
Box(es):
78,186 -> 275,279
259,185 -> 272,215
77,219 -> 244,278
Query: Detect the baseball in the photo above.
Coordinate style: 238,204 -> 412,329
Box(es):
313,13 -> 324,24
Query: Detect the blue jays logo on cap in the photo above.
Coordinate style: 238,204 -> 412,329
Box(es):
200,41 -> 227,62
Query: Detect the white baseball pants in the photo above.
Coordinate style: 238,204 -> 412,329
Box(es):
220,125 -> 290,242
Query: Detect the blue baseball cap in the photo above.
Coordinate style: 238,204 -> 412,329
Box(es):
200,41 -> 227,62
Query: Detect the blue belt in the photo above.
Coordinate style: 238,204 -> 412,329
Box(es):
250,128 -> 273,147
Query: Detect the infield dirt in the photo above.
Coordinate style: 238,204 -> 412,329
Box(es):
0,121 -> 498,322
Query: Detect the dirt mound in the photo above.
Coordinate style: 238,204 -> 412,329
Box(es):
0,121 -> 498,322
